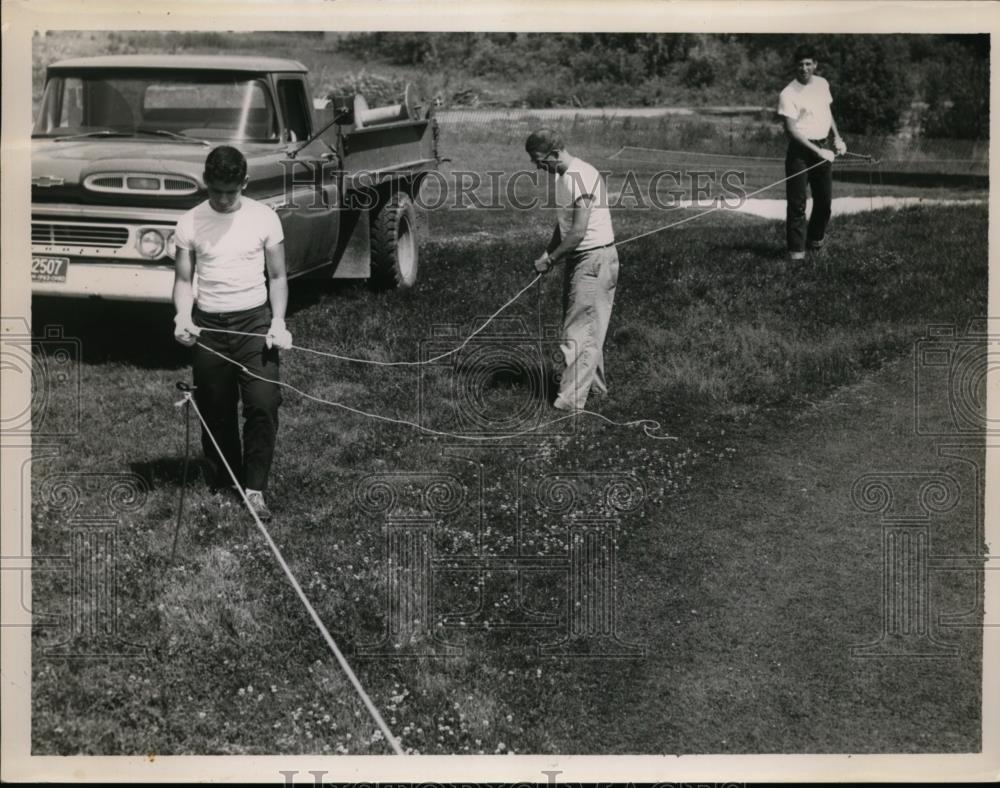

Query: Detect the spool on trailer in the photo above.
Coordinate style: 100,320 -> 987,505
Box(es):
352,84 -> 423,128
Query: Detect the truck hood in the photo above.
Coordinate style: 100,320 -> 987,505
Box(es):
32,138 -> 287,208
33,138 -> 208,187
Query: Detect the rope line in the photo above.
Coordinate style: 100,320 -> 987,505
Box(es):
193,341 -> 676,441
201,158 -> 831,367
840,151 -> 878,163
191,153 -> 859,444
613,157 -> 830,248
201,273 -> 543,367
169,144 -> 881,749
608,145 -> 785,162
609,144 -> 984,168
180,391 -> 405,755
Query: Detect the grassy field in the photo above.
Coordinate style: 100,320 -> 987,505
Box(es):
26,29 -> 988,759
30,195 -> 987,755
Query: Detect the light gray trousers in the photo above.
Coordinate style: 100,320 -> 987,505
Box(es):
555,244 -> 620,410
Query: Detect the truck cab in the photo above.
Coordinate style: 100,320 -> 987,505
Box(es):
31,54 -> 440,301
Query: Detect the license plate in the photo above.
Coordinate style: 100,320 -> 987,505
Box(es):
32,256 -> 69,283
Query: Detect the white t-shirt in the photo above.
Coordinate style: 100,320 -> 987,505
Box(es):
555,156 -> 615,251
777,76 -> 834,140
174,197 -> 284,313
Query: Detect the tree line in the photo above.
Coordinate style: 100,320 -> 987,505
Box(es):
339,33 -> 989,139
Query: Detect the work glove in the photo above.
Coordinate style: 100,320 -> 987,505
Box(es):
266,318 -> 293,350
833,136 -> 848,156
819,149 -> 836,163
534,252 -> 552,274
173,313 -> 201,347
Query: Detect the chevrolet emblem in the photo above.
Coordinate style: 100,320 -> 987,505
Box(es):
32,175 -> 65,187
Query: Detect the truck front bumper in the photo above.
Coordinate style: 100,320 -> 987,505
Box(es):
32,262 -> 176,302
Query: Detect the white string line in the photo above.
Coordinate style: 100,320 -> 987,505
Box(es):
613,157 -> 831,248
179,391 -> 405,756
608,145 -> 785,162
191,156 -> 826,445
200,273 -> 543,367
193,341 -> 677,441
201,159 -> 830,368
608,144 -> 984,167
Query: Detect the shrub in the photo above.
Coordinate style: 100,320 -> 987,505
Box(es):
324,71 -> 408,106
919,43 -> 989,139
821,36 -> 912,135
523,83 -> 560,109
681,58 -> 716,89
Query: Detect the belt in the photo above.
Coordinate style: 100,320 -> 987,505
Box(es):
573,241 -> 616,254
789,137 -> 829,148
193,301 -> 269,320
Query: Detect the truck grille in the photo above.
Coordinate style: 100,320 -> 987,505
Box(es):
83,172 -> 199,196
32,222 -> 130,248
89,175 -> 125,189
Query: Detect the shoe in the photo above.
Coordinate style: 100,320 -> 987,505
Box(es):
553,396 -> 583,413
244,490 -> 272,522
806,240 -> 825,251
788,251 -> 806,262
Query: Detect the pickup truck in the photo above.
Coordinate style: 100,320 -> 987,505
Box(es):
31,54 -> 442,300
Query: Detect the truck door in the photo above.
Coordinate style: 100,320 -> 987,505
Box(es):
274,76 -> 340,277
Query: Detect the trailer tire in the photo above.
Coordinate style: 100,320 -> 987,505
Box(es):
370,191 -> 418,290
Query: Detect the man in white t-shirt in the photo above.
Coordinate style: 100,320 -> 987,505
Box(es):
526,128 -> 619,412
172,145 -> 292,522
777,44 -> 848,261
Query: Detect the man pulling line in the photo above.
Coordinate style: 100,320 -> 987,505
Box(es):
526,128 -> 619,414
778,44 -> 848,262
173,145 -> 293,522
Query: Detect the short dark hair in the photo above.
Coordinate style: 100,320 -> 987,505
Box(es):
794,44 -> 818,63
525,128 -> 565,157
204,145 -> 247,184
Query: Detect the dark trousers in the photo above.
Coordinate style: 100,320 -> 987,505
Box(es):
785,139 -> 833,253
192,303 -> 281,492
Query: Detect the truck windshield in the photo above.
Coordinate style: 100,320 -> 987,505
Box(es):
33,72 -> 279,142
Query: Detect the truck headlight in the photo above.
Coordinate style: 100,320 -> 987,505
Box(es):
138,228 -> 166,258
165,231 -> 177,260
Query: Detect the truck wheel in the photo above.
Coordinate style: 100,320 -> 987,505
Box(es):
370,191 -> 418,290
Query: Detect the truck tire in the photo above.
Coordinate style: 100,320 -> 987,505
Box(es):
370,191 -> 418,290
